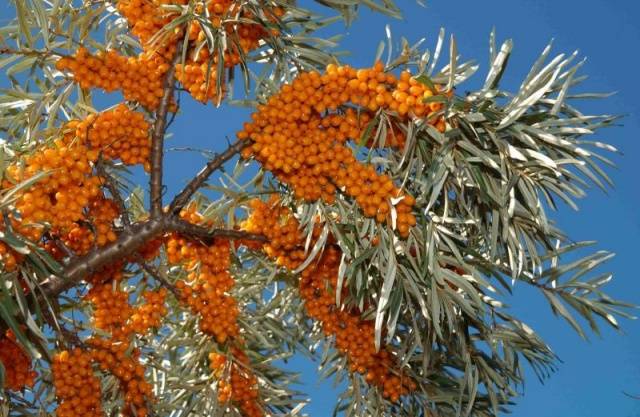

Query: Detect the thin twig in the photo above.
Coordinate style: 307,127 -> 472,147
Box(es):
96,158 -> 130,226
168,138 -> 251,215
150,49 -> 182,218
42,307 -> 85,349
43,232 -> 74,261
168,218 -> 267,243
137,258 -> 180,299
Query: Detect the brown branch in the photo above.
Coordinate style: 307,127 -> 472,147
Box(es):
39,216 -> 265,298
168,138 -> 251,215
41,218 -> 167,297
150,50 -> 182,219
168,218 -> 267,243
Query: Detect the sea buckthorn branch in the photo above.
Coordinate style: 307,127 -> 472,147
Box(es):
39,217 -> 266,299
150,49 -> 182,219
168,218 -> 267,243
168,138 -> 251,215
41,218 -> 168,297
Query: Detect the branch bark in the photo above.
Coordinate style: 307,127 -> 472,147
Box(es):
41,218 -> 167,296
40,217 -> 265,298
168,218 -> 267,243
149,51 -> 181,218
168,138 -> 250,215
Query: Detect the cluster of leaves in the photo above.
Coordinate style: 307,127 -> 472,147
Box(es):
279,30 -> 634,416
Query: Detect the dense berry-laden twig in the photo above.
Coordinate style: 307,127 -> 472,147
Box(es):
40,217 -> 266,298
42,218 -> 168,296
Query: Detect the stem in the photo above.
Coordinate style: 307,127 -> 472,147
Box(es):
168,218 -> 267,243
138,260 -> 181,299
150,51 -> 181,219
168,138 -> 250,215
96,158 -> 130,226
40,217 -> 266,298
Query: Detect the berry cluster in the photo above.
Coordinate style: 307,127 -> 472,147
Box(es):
165,205 -> 264,417
52,349 -> 103,417
0,241 -> 22,271
209,348 -> 262,417
0,102 -> 157,272
300,247 -> 416,402
56,0 -> 183,110
86,281 -> 168,338
237,62 -> 438,237
7,138 -> 101,235
87,338 -> 154,417
176,3 -> 284,104
129,288 -> 169,334
60,194 -> 120,256
57,0 -> 282,107
68,104 -> 152,170
243,198 -> 416,401
0,330 -> 36,391
85,283 -> 133,335
74,281 -> 167,417
55,48 -> 172,111
116,0 -> 187,48
166,207 -> 239,344
240,197 -> 308,269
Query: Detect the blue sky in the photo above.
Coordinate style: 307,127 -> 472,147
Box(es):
1,1 -> 639,416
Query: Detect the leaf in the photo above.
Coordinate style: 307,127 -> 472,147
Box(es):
374,251 -> 397,351
483,37 -> 513,91
542,289 -> 586,339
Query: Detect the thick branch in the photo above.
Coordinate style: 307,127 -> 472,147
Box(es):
150,51 -> 181,218
41,218 -> 167,297
39,216 -> 265,298
168,218 -> 267,243
168,139 -> 250,215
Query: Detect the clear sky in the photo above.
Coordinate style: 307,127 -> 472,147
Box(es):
1,1 -> 639,416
